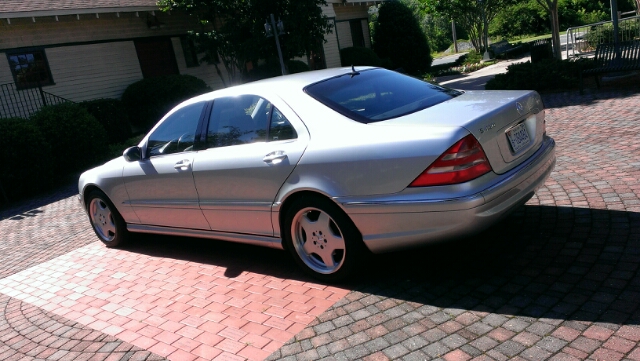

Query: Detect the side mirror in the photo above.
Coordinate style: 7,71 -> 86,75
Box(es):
123,146 -> 142,162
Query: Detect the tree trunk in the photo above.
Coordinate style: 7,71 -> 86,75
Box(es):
550,6 -> 562,59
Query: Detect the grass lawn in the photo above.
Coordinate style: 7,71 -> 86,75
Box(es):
510,33 -> 552,43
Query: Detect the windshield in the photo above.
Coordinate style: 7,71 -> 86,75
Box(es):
304,68 -> 461,124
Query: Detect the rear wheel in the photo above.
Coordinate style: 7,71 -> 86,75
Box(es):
284,196 -> 363,282
87,190 -> 128,247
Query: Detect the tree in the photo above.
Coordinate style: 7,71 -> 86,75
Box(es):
372,1 -> 432,75
158,0 -> 332,85
429,0 -> 515,53
402,0 -> 455,52
535,0 -> 561,59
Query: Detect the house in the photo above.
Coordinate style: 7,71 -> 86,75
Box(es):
0,1 -> 381,118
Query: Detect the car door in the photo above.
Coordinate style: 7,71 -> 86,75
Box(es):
122,101 -> 211,229
192,94 -> 309,235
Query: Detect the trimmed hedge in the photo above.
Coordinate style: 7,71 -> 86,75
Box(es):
122,74 -> 211,132
486,58 -> 595,92
340,46 -> 383,67
30,103 -> 108,174
245,60 -> 311,82
0,117 -> 53,201
372,1 -> 432,75
80,98 -> 132,144
287,60 -> 311,74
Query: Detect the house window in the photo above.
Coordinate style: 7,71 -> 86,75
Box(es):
180,36 -> 221,67
350,19 -> 365,47
180,36 -> 199,68
7,49 -> 54,89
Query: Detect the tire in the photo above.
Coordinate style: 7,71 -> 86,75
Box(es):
283,195 -> 363,282
86,190 -> 128,248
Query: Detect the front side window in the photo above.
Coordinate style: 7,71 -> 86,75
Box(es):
7,50 -> 53,89
304,68 -> 462,123
147,102 -> 205,157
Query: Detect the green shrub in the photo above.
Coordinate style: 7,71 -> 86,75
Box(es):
121,75 -> 211,132
287,60 -> 310,74
340,47 -> 383,67
585,22 -> 640,49
245,59 -> 310,82
372,1 -> 432,75
462,50 -> 482,66
0,117 -> 53,201
107,134 -> 145,160
485,58 -> 595,92
80,98 -> 132,144
31,103 -> 108,174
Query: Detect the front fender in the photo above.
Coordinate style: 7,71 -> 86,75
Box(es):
78,157 -> 139,223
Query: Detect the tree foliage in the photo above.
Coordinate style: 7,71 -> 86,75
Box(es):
122,74 -> 211,131
402,0 -> 456,52
158,0 -> 332,85
427,0 -> 516,53
489,0 -> 617,38
372,1 -> 432,75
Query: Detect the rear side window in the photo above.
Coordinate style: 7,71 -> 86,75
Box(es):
304,68 -> 461,123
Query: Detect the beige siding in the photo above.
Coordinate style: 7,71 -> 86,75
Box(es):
323,19 -> 341,68
336,21 -> 353,50
171,37 -> 227,91
44,42 -> 143,101
320,4 -> 341,68
0,11 -> 196,51
321,3 -> 337,17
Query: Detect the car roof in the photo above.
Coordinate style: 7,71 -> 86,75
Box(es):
188,66 -> 377,104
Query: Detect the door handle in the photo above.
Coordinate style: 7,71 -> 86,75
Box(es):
263,151 -> 287,164
174,159 -> 191,170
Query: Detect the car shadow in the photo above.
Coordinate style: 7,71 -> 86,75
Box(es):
125,204 -> 640,327
353,204 -> 640,326
124,232 -> 311,282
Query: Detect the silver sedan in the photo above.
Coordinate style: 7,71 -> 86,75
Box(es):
79,67 -> 555,281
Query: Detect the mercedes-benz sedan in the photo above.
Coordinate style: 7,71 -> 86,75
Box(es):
79,67 -> 555,281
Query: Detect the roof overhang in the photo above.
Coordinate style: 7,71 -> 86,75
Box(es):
0,6 -> 160,19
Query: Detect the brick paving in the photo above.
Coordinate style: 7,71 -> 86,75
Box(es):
1,86 -> 640,361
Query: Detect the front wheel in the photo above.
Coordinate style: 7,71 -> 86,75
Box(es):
86,190 -> 128,248
284,196 -> 363,282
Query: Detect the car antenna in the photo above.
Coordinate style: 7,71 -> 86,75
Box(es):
349,65 -> 360,78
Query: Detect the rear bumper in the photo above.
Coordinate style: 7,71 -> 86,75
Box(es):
336,136 -> 556,253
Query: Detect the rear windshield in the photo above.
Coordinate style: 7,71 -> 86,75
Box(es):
304,68 -> 461,124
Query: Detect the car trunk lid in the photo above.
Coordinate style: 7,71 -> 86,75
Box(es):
381,90 -> 545,175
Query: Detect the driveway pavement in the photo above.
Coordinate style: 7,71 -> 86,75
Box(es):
1,86 -> 640,361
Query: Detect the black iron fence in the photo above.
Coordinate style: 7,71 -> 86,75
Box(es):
0,82 -> 71,119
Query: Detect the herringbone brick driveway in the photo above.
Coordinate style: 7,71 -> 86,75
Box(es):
1,86 -> 639,361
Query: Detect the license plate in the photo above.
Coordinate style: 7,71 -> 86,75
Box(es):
507,123 -> 531,153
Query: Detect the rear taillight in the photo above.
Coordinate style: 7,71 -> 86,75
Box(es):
409,134 -> 492,187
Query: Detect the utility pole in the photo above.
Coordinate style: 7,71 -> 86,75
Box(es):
611,0 -> 620,45
452,20 -> 458,53
265,14 -> 287,75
